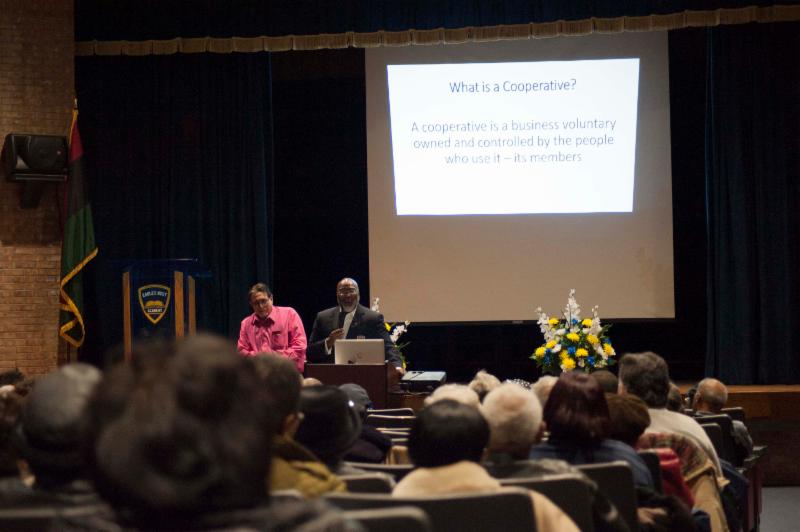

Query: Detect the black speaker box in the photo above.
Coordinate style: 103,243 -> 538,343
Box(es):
2,133 -> 68,208
2,133 -> 68,182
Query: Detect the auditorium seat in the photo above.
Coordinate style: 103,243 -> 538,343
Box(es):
340,473 -> 396,493
344,462 -> 414,481
576,461 -> 638,532
326,488 -> 536,532
499,473 -> 594,532
343,506 -> 433,532
368,408 -> 416,416
366,414 -> 415,429
0,503 -> 110,532
720,407 -> 745,424
697,414 -> 738,464
637,450 -> 664,493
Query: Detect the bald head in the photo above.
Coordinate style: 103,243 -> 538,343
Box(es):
694,378 -> 728,413
336,278 -> 360,312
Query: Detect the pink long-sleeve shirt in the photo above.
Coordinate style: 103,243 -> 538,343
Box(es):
237,306 -> 307,372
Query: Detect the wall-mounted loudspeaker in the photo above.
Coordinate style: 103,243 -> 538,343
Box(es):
1,133 -> 68,208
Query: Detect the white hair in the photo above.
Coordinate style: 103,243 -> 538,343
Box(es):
481,382 -> 543,455
468,370 -> 502,400
531,375 -> 558,408
424,384 -> 481,408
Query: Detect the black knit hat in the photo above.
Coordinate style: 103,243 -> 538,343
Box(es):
294,385 -> 362,461
14,363 -> 101,474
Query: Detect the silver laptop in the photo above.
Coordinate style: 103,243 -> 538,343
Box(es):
334,339 -> 385,365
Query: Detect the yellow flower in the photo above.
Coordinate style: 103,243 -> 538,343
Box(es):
559,350 -> 570,360
545,340 -> 557,349
385,322 -> 391,331
566,332 -> 580,342
562,358 -> 576,370
582,318 -> 593,327
603,343 -> 614,355
576,348 -> 589,358
548,318 -> 560,326
534,347 -> 546,359
586,334 -> 599,345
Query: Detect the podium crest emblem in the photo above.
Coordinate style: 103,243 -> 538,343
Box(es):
138,284 -> 171,325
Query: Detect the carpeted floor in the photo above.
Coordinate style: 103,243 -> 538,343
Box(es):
760,487 -> 800,532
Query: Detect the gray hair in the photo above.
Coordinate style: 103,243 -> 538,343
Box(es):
531,375 -> 558,408
468,370 -> 502,402
618,352 -> 670,408
696,378 -> 728,411
481,383 -> 542,456
424,384 -> 480,408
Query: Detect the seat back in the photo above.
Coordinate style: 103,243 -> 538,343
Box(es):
721,407 -> 745,423
368,408 -> 416,416
577,461 -> 638,532
343,506 -> 433,532
0,504 -> 110,532
343,462 -> 414,481
699,422 -> 728,462
326,487 -> 535,532
366,414 -> 415,429
340,473 -> 396,493
698,414 -> 737,463
500,473 -> 594,532
637,450 -> 664,493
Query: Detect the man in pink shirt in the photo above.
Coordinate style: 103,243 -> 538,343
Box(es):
237,283 -> 307,372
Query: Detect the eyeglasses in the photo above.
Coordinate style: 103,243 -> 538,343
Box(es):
337,288 -> 358,295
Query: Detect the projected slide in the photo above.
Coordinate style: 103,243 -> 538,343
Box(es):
387,59 -> 640,215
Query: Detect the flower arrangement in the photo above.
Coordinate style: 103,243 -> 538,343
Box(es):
371,298 -> 411,369
531,289 -> 616,374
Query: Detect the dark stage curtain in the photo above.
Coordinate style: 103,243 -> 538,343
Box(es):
75,53 -> 273,363
705,22 -> 800,384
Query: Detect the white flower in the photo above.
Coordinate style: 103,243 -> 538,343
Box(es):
390,323 -> 407,343
371,297 -> 381,312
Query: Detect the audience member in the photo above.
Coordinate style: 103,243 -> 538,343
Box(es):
693,378 -> 753,458
85,335 -> 353,530
395,399 -> 579,532
303,377 -> 323,387
618,352 -> 722,475
592,370 -> 619,394
294,385 -> 366,476
468,369 -> 502,402
339,383 -> 392,464
481,383 -> 629,532
252,354 -> 345,498
530,372 -> 654,489
423,383 -> 480,408
531,375 -> 558,409
666,383 -> 684,412
0,368 -> 24,389
1,364 -> 103,510
0,390 -> 23,480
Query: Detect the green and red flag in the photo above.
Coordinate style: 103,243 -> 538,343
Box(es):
59,109 -> 98,347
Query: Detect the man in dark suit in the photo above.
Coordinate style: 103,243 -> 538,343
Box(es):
307,278 -> 404,373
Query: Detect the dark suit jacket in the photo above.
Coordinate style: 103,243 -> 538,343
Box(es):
307,304 -> 401,367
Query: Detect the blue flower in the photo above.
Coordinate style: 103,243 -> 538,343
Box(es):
571,318 -> 578,325
588,356 -> 595,366
567,346 -> 576,355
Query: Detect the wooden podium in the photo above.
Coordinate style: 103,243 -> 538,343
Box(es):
121,259 -> 205,361
305,363 -> 399,409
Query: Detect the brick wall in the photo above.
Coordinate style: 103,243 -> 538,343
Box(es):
0,0 -> 74,375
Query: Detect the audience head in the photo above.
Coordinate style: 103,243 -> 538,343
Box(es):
666,382 -> 684,412
0,368 -> 24,388
618,352 -> 670,408
606,393 -> 651,447
0,390 -> 23,477
303,377 -> 322,387
409,399 -> 489,468
693,378 -> 728,413
87,334 -> 278,525
13,363 -> 101,487
252,353 -> 303,435
591,370 -> 619,394
481,382 -> 543,459
294,385 -> 362,469
531,375 -> 558,409
468,370 -> 502,402
424,384 -> 480,408
544,371 -> 611,445
339,383 -> 372,420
